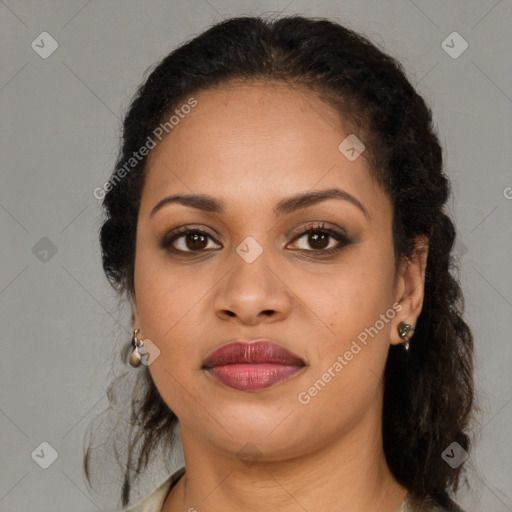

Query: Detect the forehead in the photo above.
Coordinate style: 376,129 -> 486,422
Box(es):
141,82 -> 388,220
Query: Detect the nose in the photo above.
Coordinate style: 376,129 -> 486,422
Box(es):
213,251 -> 293,325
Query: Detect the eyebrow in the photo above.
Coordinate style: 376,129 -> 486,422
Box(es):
149,188 -> 368,219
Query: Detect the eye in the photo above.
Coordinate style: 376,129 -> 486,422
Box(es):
287,223 -> 351,255
160,223 -> 350,256
161,226 -> 222,253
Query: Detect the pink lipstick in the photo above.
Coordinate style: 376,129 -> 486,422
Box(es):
202,340 -> 305,392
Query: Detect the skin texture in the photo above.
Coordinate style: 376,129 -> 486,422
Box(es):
131,82 -> 428,512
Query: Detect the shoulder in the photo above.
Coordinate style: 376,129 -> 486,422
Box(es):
125,466 -> 186,512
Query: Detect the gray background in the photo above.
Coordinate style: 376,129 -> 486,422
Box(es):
1,0 -> 511,510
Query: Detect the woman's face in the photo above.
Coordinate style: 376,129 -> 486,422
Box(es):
132,82 -> 422,461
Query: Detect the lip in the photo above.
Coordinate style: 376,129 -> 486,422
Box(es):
202,340 -> 306,392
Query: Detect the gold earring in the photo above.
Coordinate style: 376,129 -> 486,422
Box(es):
129,328 -> 145,367
398,322 -> 414,351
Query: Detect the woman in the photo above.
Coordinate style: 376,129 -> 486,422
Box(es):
85,15 -> 474,512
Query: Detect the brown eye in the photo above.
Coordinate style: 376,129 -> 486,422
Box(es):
287,224 -> 351,255
184,233 -> 208,250
161,227 -> 222,253
308,232 -> 330,250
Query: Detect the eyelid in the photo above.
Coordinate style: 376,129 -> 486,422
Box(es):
287,221 -> 348,242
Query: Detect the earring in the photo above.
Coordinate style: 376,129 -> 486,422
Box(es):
398,322 -> 414,351
129,328 -> 145,367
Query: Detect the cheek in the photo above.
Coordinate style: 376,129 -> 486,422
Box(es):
134,257 -> 208,415
293,249 -> 396,402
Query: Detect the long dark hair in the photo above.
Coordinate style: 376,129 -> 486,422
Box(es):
85,15 -> 474,509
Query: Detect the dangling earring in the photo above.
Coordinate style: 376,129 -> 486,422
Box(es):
129,328 -> 145,367
398,321 -> 414,351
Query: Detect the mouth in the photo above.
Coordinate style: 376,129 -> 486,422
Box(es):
202,340 -> 306,392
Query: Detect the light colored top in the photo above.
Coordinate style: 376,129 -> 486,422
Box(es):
126,466 -> 185,512
125,466 -> 414,512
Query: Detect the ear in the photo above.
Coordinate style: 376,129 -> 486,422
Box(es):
390,235 -> 429,346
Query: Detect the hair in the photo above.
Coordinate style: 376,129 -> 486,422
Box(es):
85,15 -> 474,509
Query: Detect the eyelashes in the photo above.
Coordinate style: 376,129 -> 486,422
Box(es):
160,222 -> 352,258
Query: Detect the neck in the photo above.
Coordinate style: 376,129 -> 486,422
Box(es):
163,408 -> 407,512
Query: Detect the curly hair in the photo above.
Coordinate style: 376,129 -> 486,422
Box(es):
84,15 -> 474,509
